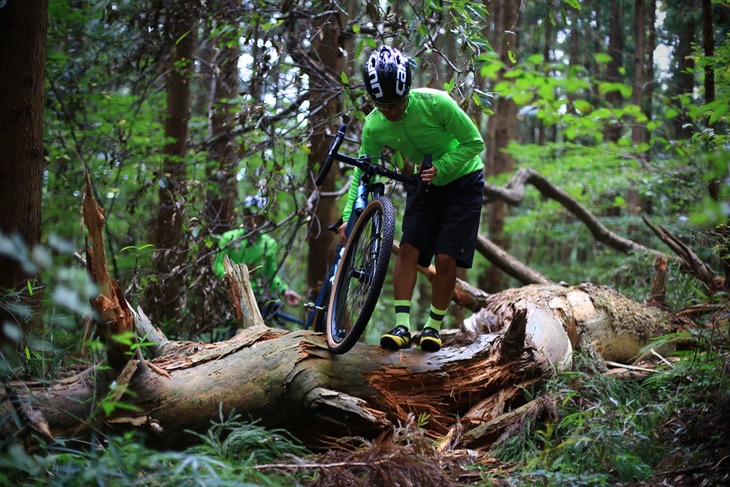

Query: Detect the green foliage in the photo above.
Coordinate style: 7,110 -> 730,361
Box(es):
0,233 -> 99,378
188,407 -> 310,466
0,432 -> 245,487
643,329 -> 730,406
489,327 -> 730,486
493,357 -> 664,483
0,414 -> 313,486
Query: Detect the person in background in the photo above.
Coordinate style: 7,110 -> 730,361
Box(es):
338,45 -> 485,352
213,194 -> 301,316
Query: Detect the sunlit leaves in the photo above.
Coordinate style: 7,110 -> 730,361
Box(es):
598,81 -> 633,98
594,52 -> 613,64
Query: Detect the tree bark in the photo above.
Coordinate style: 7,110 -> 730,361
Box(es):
631,0 -> 648,149
671,1 -> 697,140
0,0 -> 48,352
604,0 -> 624,143
483,0 -> 520,293
1,281 -> 679,450
300,1 -> 349,300
148,13 -> 197,325
204,13 -> 239,235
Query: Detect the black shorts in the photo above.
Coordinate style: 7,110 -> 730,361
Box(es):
401,170 -> 484,268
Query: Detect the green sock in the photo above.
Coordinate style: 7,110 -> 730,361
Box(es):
424,304 -> 447,331
394,300 -> 411,332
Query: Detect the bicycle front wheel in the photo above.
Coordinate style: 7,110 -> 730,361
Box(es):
326,197 -> 395,354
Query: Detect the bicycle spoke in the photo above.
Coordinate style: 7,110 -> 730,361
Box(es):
333,211 -> 382,341
326,197 -> 395,354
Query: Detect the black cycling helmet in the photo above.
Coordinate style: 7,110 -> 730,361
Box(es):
242,194 -> 268,215
362,45 -> 412,105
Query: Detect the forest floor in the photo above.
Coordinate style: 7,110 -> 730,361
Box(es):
633,399 -> 730,487
477,376 -> 730,486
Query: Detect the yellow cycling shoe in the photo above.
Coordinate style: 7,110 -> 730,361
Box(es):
419,326 -> 442,352
380,325 -> 411,350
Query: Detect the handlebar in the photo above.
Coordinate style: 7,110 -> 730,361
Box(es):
315,124 -> 347,186
315,123 -> 426,189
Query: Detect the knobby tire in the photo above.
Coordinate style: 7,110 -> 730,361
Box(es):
326,197 -> 395,354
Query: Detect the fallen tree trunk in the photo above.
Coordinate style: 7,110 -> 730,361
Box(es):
1,316 -> 548,448
0,175 -> 683,452
1,281 -> 680,450
463,283 -> 679,364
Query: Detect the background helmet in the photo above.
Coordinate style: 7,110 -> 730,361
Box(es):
362,46 -> 412,104
242,194 -> 268,215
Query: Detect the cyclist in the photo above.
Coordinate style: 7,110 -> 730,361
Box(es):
213,194 -> 302,318
338,45 -> 485,352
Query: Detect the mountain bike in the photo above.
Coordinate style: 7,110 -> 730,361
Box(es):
306,123 -> 431,354
259,297 -> 307,329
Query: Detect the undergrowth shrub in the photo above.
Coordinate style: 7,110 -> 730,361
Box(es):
492,355 -> 665,485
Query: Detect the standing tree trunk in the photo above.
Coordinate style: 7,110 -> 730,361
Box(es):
302,2 -> 350,300
701,0 -> 729,288
204,13 -> 240,235
671,1 -> 697,140
187,5 -> 242,337
483,0 -> 520,293
631,0 -> 647,150
538,0 -> 555,146
0,0 -> 48,355
603,0 -> 624,143
147,14 -> 197,326
645,0 -> 656,152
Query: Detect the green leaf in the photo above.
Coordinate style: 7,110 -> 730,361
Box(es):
574,99 -> 592,114
594,53 -> 613,64
261,19 -> 284,30
665,107 -> 679,119
480,59 -> 505,79
708,103 -> 728,125
564,0 -> 582,9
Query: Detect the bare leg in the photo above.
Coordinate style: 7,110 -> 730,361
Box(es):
432,253 -> 457,310
393,243 -> 419,301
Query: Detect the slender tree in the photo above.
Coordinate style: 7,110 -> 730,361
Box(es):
631,0 -> 648,149
204,5 -> 240,236
147,10 -> 197,326
302,2 -> 351,300
604,0 -> 624,143
701,0 -> 729,287
482,0 -> 520,293
667,0 -> 699,139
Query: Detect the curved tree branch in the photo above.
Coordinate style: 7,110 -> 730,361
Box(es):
642,216 -> 726,297
484,167 -> 670,259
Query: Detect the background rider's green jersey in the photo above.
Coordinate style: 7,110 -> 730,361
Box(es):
212,229 -> 288,297
342,87 -> 484,222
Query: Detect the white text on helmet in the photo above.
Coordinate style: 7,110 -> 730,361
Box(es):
366,61 -> 384,99
395,62 -> 408,96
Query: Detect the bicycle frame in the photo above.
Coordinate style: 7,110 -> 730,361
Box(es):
305,123 -> 430,346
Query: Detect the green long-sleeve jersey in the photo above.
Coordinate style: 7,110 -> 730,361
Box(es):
212,228 -> 288,296
342,88 -> 484,221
